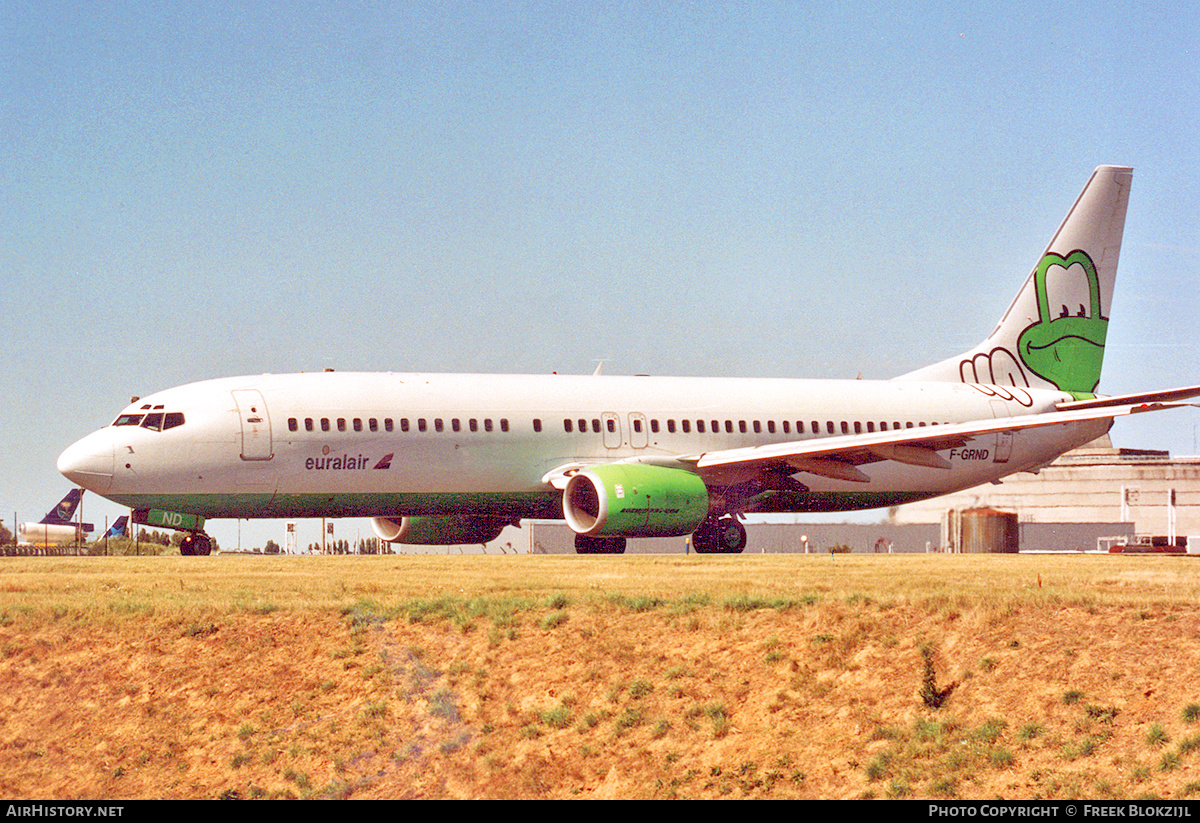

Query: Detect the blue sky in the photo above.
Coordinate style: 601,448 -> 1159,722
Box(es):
2,1 -> 1198,551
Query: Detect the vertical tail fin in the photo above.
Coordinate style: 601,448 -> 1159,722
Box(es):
40,489 -> 83,524
901,165 -> 1133,398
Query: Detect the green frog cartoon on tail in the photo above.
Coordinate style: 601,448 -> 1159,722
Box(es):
1016,250 -> 1107,399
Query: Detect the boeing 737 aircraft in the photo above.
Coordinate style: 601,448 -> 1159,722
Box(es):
58,166 -> 1199,555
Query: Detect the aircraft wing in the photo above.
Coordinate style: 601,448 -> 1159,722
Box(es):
690,394 -> 1200,482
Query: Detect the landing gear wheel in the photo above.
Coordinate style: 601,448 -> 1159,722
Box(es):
691,520 -> 719,554
691,517 -> 747,554
717,518 -> 747,554
574,534 -> 627,555
180,532 -> 213,556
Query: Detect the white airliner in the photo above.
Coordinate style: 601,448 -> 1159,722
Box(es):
58,166 -> 1198,555
18,488 -> 93,547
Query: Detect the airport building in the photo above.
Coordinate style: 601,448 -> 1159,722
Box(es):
890,435 -> 1200,551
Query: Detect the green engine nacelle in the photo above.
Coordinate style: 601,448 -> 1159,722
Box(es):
371,516 -> 508,545
564,464 -> 710,538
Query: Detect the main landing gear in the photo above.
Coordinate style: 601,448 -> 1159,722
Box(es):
179,532 -> 213,556
690,516 -> 747,554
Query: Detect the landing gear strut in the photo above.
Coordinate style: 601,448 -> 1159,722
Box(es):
691,516 -> 747,554
179,532 -> 213,556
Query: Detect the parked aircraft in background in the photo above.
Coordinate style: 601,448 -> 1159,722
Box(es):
57,166 -> 1199,555
104,515 -> 129,539
18,488 -> 93,546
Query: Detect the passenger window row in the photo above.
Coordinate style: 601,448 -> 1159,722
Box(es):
287,414 -> 940,437
567,418 -> 938,435
288,416 -> 510,434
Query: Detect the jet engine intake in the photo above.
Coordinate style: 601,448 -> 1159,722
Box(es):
563,464 -> 709,538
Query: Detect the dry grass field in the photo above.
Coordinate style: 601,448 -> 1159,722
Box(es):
3,552 -> 1200,799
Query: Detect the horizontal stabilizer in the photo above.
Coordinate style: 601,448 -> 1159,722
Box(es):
1055,384 -> 1200,412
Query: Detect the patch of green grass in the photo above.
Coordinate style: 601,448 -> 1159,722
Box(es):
605,594 -> 665,612
541,704 -> 572,729
613,706 -> 645,734
539,610 -> 568,630
1146,723 -> 1170,748
721,594 -> 811,612
628,680 -> 654,700
1018,723 -> 1044,741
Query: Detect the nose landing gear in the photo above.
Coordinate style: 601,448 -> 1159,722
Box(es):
179,532 -> 213,556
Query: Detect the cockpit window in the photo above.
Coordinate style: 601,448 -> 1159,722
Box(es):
112,411 -> 185,431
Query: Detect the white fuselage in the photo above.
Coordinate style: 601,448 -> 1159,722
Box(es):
17,522 -> 89,547
56,371 -> 1109,522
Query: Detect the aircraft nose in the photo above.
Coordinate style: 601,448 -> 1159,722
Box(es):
57,434 -> 114,493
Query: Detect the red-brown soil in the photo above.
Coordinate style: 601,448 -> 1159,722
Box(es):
3,600 -> 1200,799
